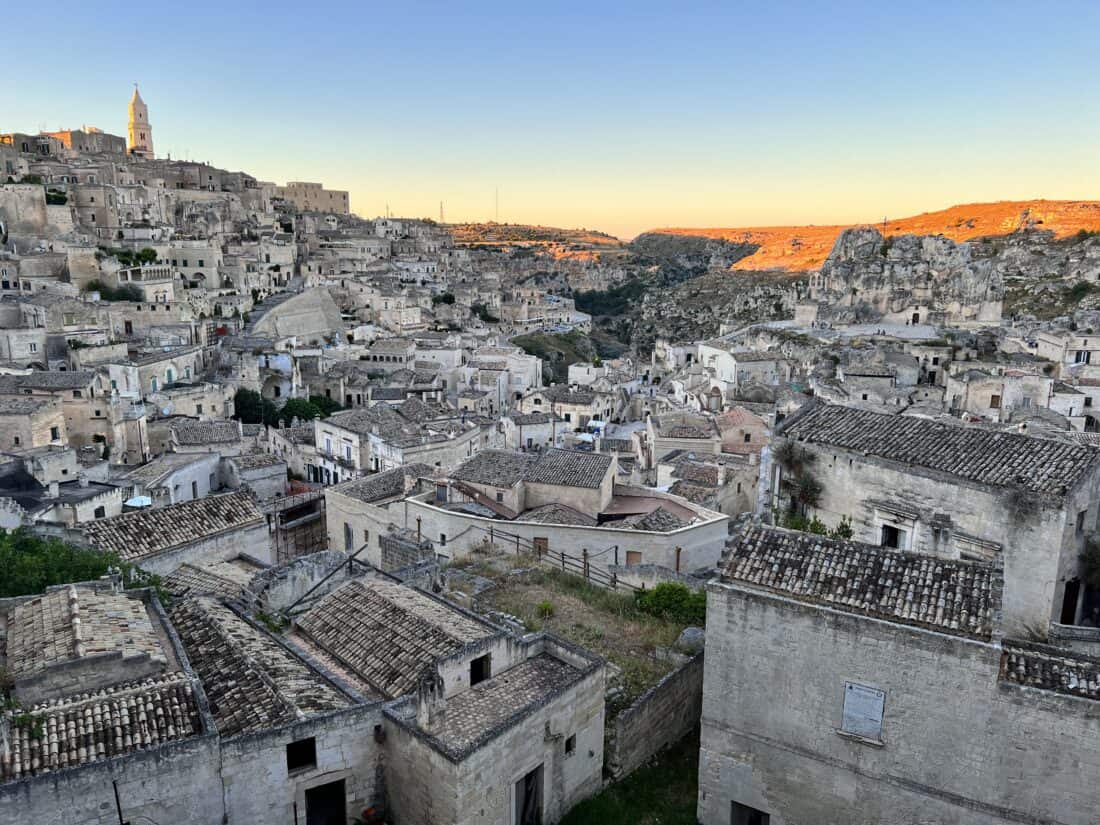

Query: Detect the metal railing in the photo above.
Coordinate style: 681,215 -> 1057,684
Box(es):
465,523 -> 638,592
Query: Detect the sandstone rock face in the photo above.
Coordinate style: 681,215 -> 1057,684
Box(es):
813,227 -> 1003,325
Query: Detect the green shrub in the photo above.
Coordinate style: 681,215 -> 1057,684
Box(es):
536,600 -> 555,619
0,528 -> 161,599
83,279 -> 142,302
635,582 -> 706,626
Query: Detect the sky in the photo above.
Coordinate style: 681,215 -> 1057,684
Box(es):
5,0 -> 1100,238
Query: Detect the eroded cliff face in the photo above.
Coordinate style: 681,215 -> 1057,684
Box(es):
631,269 -> 802,352
812,226 -> 1100,324
811,227 -> 1003,325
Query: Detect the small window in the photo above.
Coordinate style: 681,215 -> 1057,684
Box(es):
564,734 -> 576,755
880,524 -> 902,549
13,436 -> 20,446
285,737 -> 316,773
440,532 -> 447,546
93,506 -> 106,519
1077,510 -> 1088,534
743,433 -> 751,443
989,394 -> 1001,409
28,342 -> 37,353
50,427 -> 59,441
72,390 -> 82,399
626,550 -> 642,566
495,491 -> 504,503
470,654 -> 491,686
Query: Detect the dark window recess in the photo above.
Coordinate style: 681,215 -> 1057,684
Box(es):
286,737 -> 316,772
731,800 -> 770,825
470,654 -> 491,686
564,734 -> 576,755
880,524 -> 901,549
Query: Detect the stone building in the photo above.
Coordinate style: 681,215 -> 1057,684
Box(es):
699,524 -> 1100,825
772,401 -> 1100,634
355,448 -> 731,574
290,577 -> 606,825
0,582 -> 219,825
81,489 -> 269,575
274,181 -> 350,214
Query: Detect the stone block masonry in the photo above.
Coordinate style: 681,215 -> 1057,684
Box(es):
606,651 -> 704,779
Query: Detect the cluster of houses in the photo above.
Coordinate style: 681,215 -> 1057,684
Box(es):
1,89 -> 1100,825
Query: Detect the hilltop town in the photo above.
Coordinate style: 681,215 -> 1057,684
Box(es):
2,90 -> 1100,825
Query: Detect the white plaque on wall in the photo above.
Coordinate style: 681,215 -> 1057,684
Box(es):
841,682 -> 885,740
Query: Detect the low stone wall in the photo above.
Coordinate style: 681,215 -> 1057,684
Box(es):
606,651 -> 704,779
606,562 -> 708,591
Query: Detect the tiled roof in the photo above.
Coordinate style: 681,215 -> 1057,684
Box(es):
619,507 -> 689,532
668,480 -> 715,504
0,397 -> 55,415
0,371 -> 96,392
172,419 -> 241,445
510,412 -> 559,425
5,587 -> 167,683
230,452 -> 285,471
524,449 -> 613,489
419,654 -> 580,755
452,450 -> 538,487
331,463 -> 433,504
1002,642 -> 1100,701
722,525 -> 996,640
782,402 -> 1099,495
82,491 -> 264,562
120,453 -> 211,487
171,599 -> 350,736
540,385 -> 597,405
1,675 -> 202,782
521,503 -> 598,527
670,460 -> 720,486
296,579 -> 497,698
162,560 -> 258,600
285,423 -> 318,445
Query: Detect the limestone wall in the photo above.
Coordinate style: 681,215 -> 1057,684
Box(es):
220,705 -> 384,823
0,734 -> 223,825
698,581 -> 1100,825
607,651 -> 704,779
134,521 -> 270,576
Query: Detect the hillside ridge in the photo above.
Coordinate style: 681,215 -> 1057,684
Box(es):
646,199 -> 1100,271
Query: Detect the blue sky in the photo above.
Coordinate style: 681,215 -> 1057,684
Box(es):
5,1 -> 1100,237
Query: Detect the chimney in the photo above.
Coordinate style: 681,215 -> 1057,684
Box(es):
48,480 -> 59,498
78,473 -> 89,488
416,671 -> 446,730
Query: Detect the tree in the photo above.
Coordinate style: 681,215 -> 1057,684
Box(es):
0,529 -> 159,598
277,398 -> 321,426
431,292 -> 456,306
232,388 -> 278,426
309,395 -> 344,417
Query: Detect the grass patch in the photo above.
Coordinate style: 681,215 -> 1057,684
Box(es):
560,728 -> 700,825
473,563 -> 684,706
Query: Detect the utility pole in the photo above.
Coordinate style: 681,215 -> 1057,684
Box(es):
495,187 -> 499,223
440,201 -> 444,223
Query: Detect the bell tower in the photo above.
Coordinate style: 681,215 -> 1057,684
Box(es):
127,84 -> 154,158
